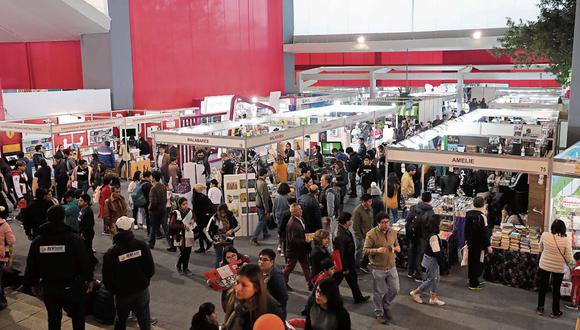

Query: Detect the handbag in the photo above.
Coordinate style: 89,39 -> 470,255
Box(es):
461,245 -> 469,267
331,249 -> 343,273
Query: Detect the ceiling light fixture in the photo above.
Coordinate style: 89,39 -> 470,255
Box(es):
357,35 -> 366,44
472,31 -> 482,39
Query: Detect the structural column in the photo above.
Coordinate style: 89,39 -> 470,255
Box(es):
108,0 -> 134,110
567,1 -> 580,146
283,0 -> 296,94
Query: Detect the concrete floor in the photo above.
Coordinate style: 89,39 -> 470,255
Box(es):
5,184 -> 578,330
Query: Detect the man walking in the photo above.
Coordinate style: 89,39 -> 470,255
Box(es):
259,248 -> 288,316
364,212 -> 400,324
464,196 -> 492,290
103,216 -> 155,330
251,168 -> 271,246
319,174 -> 338,238
346,147 -> 361,198
352,194 -> 374,273
283,204 -> 311,290
406,192 -> 434,281
97,141 -> 116,170
299,184 -> 323,233
333,212 -> 370,304
148,171 -> 170,250
24,205 -> 93,330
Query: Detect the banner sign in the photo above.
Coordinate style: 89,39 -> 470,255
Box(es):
552,160 -> 580,177
153,131 -> 246,149
386,148 -> 549,175
125,112 -> 180,125
52,118 -> 121,134
247,126 -> 304,148
0,122 -> 50,134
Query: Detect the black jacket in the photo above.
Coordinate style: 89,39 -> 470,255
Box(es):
310,245 -> 331,276
298,193 -> 322,232
333,168 -> 348,197
138,139 -> 150,156
79,206 -> 95,236
347,153 -> 361,173
192,190 -> 215,227
474,171 -> 489,194
333,225 -> 356,270
23,199 -> 52,238
406,202 -> 434,241
54,161 -> 69,185
440,173 -> 460,196
102,230 -> 155,295
35,165 -> 52,189
24,222 -> 93,287
286,217 -> 310,259
371,196 -> 385,225
265,266 -> 288,316
464,210 -> 490,250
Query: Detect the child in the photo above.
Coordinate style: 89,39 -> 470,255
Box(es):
207,179 -> 222,208
63,190 -> 80,233
301,258 -> 335,316
566,252 -> 580,310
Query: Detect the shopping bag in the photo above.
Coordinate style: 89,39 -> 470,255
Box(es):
331,249 -> 343,273
461,245 -> 469,267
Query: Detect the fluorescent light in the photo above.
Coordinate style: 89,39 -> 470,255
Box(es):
472,31 -> 482,39
357,35 -> 366,44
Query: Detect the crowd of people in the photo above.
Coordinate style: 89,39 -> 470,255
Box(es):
0,124 -> 575,330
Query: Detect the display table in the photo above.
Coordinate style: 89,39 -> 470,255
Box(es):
484,248 -> 540,291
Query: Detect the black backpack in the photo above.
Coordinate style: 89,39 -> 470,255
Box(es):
92,286 -> 115,324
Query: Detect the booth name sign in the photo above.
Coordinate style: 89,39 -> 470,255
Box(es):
451,157 -> 475,164
186,137 -> 210,144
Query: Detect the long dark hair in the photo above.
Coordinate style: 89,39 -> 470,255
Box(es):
426,214 -> 441,236
190,302 -> 215,329
551,219 -> 567,237
387,172 -> 400,198
317,277 -> 345,312
221,245 -> 242,266
235,264 -> 268,314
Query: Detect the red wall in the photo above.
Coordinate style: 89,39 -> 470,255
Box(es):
296,49 -> 559,88
129,0 -> 285,109
0,41 -> 83,89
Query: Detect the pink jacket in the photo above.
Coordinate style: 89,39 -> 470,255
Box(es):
0,218 -> 16,262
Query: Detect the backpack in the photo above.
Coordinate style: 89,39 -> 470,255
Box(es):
131,182 -> 147,208
405,213 -> 417,241
405,206 -> 429,240
92,286 -> 115,324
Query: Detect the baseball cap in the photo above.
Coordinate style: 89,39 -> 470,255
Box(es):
115,216 -> 135,231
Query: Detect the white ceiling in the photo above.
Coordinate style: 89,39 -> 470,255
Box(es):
0,0 -> 110,42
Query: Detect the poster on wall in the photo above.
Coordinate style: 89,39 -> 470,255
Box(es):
223,174 -> 257,216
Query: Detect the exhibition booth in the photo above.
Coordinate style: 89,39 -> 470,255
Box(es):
153,104 -> 397,236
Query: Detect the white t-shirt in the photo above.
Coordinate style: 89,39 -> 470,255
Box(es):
208,187 -> 222,205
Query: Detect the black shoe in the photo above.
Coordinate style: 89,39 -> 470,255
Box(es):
182,269 -> 192,276
286,284 -> 294,292
176,266 -> 183,274
536,307 -> 544,316
194,248 -> 206,254
250,239 -> 260,246
166,247 -> 177,252
383,309 -> 393,321
354,296 -> 370,304
407,273 -> 414,279
550,311 -> 563,319
413,274 -> 423,283
148,245 -> 154,250
0,300 -> 6,311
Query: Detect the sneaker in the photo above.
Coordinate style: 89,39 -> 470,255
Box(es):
429,297 -> 446,306
536,307 -> 544,316
468,286 -> 482,291
142,225 -> 147,230
565,305 -> 579,311
550,311 -> 563,319
407,273 -> 414,279
413,274 -> 423,283
150,318 -> 158,325
133,225 -> 139,230
359,266 -> 369,274
280,252 -> 285,257
182,269 -> 192,276
376,315 -> 387,324
410,291 -> 423,304
277,246 -> 282,253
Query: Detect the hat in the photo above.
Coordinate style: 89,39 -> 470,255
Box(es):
370,182 -> 382,196
115,216 -> 135,231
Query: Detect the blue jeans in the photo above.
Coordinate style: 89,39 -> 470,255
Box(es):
417,255 -> 440,294
251,208 -> 268,241
78,181 -> 89,194
148,210 -> 168,248
114,288 -> 151,330
388,208 -> 399,224
371,267 -> 400,316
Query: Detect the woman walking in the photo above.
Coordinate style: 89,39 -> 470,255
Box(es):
169,197 -> 196,275
410,214 -> 446,306
386,172 -> 400,223
272,183 -> 291,256
305,277 -> 351,330
204,204 -> 240,268
537,219 -> 574,318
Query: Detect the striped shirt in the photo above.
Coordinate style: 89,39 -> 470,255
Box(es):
539,232 -> 574,274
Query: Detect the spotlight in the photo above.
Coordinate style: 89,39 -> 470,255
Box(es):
357,35 -> 366,44
472,31 -> 482,39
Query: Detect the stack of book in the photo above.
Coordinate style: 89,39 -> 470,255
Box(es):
500,227 -> 513,250
491,230 -> 502,248
509,232 -> 521,251
520,237 -> 531,253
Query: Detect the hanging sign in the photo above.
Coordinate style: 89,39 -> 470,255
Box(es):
52,118 -> 121,134
153,131 -> 245,149
303,118 -> 345,136
0,122 -> 50,134
246,126 -> 304,148
386,148 -> 549,175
